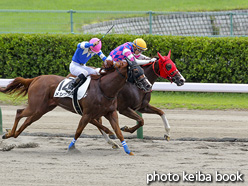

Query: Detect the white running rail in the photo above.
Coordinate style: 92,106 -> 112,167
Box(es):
0,79 -> 248,93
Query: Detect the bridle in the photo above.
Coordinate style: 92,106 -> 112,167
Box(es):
144,58 -> 179,83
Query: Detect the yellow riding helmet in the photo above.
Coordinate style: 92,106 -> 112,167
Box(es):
133,38 -> 147,51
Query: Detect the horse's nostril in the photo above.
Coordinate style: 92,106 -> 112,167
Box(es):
146,84 -> 150,88
177,80 -> 184,86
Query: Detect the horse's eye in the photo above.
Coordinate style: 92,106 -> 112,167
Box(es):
166,64 -> 172,71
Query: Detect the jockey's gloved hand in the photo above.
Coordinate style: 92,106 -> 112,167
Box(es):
93,40 -> 100,46
150,58 -> 157,62
104,60 -> 113,68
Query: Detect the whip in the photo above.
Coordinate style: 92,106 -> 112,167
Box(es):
99,25 -> 115,41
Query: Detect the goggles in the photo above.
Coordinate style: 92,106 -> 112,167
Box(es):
135,48 -> 144,53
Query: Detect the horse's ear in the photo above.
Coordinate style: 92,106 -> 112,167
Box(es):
157,52 -> 165,61
167,50 -> 171,58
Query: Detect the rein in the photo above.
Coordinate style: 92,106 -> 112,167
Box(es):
141,61 -> 162,78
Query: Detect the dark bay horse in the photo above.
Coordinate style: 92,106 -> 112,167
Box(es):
99,50 -> 185,142
0,61 -> 151,155
118,50 -> 185,140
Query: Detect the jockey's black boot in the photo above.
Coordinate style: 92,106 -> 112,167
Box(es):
69,73 -> 87,90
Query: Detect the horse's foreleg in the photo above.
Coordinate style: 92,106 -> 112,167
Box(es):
90,118 -> 115,138
68,114 -> 91,150
139,104 -> 170,140
105,111 -> 133,155
119,107 -> 144,134
89,118 -> 119,149
101,129 -> 120,149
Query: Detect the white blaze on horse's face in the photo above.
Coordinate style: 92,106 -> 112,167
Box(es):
178,71 -> 186,82
143,75 -> 152,92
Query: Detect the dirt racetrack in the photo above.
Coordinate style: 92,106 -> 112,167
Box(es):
0,105 -> 247,186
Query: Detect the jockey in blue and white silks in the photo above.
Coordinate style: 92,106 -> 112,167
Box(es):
69,38 -> 107,90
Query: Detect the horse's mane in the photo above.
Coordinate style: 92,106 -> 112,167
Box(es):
91,60 -> 127,80
90,67 -> 115,80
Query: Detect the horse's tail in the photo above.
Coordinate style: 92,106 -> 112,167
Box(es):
0,77 -> 36,97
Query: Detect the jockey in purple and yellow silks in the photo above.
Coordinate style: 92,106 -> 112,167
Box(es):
68,38 -> 107,90
106,38 -> 156,66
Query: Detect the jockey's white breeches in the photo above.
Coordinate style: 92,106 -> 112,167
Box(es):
69,61 -> 100,77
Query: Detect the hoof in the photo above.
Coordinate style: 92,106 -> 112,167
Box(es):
164,134 -> 170,141
121,126 -> 128,132
67,147 -> 81,154
129,152 -> 134,156
68,145 -> 76,151
112,144 -> 120,149
109,134 -> 116,139
2,134 -> 7,139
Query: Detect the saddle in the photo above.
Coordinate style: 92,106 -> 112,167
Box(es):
54,77 -> 91,115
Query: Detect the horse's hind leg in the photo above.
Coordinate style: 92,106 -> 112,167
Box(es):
13,105 -> 57,138
3,105 -> 56,139
119,107 -> 144,134
139,104 -> 170,140
2,108 -> 27,139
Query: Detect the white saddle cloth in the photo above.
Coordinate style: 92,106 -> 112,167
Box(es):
53,76 -> 91,100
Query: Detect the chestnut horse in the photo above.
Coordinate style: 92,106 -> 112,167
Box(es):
98,50 -> 185,142
0,61 -> 151,155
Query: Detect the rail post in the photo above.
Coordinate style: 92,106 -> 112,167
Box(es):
229,12 -> 233,36
68,9 -> 76,34
136,111 -> 143,139
0,107 -> 2,134
147,11 -> 154,34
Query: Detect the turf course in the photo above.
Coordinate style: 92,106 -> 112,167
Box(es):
1,91 -> 247,110
1,0 -> 248,12
1,0 -> 248,33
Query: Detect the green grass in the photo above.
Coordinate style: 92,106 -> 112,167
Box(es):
1,0 -> 248,33
1,91 -> 248,110
0,93 -> 27,106
1,0 -> 248,12
150,92 -> 248,110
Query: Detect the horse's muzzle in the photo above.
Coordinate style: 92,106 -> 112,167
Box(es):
173,73 -> 185,87
137,77 -> 152,92
178,79 -> 185,86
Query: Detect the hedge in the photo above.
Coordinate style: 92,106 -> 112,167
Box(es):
0,33 -> 247,83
